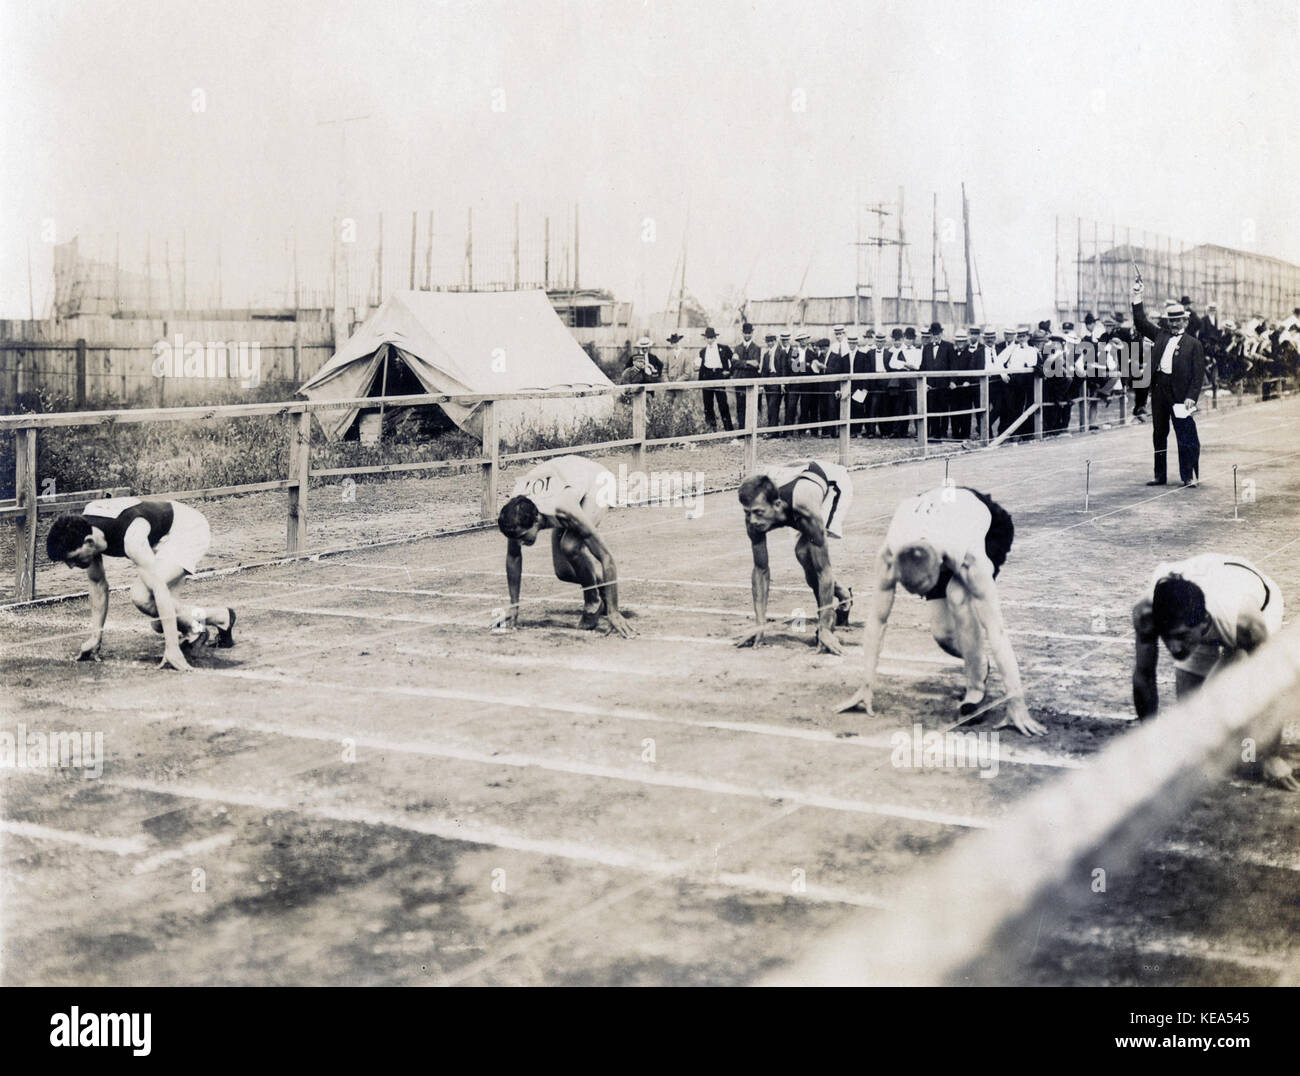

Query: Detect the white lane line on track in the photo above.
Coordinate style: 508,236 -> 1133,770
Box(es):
119,707 -> 999,827
0,819 -> 148,856
102,776 -> 688,873
1048,927 -> 1289,973
205,666 -> 1087,775
131,832 -> 238,874
1154,840 -> 1300,873
333,564 -> 1135,614
391,642 -> 959,678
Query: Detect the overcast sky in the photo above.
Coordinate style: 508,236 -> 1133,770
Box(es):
3,0 -> 1297,324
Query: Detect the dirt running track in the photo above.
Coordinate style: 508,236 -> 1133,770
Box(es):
2,398 -> 1298,985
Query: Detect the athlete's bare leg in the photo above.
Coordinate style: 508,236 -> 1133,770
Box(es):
928,598 -> 960,658
553,529 -> 603,614
940,581 -> 991,707
134,567 -> 230,638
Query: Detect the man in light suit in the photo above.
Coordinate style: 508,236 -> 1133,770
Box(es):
1132,277 -> 1204,487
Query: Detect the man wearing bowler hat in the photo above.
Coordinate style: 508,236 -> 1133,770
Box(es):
921,322 -> 956,441
732,322 -> 762,430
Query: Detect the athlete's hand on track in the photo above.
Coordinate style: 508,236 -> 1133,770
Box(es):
606,612 -> 637,639
1263,757 -> 1300,792
76,636 -> 102,662
734,626 -> 766,648
159,646 -> 194,672
490,607 -> 519,632
835,684 -> 874,715
993,702 -> 1046,737
815,627 -> 843,656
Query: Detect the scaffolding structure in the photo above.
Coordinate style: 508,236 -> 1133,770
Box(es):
1055,217 -> 1300,324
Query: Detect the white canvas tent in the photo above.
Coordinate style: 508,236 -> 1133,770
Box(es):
298,289 -> 615,441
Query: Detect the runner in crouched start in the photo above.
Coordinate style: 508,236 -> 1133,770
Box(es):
1132,553 -> 1293,790
736,460 -> 854,656
46,497 -> 235,671
493,454 -> 635,637
838,484 -> 1045,736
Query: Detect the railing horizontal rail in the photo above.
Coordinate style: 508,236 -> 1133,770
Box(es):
5,369 -> 1254,603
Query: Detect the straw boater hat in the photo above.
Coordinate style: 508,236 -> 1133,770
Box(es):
636,336 -> 652,347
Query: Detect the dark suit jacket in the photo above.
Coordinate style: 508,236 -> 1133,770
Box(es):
770,345 -> 794,378
732,340 -> 761,377
1132,302 -> 1205,402
697,343 -> 733,376
921,341 -> 956,376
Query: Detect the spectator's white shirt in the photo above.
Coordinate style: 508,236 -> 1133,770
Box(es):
1159,334 -> 1183,375
1003,343 -> 1038,373
872,347 -> 888,374
701,343 -> 723,370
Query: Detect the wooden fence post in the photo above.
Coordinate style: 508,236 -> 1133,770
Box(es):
14,428 -> 37,601
744,383 -> 759,474
917,373 -> 928,455
978,373 -> 990,444
1033,377 -> 1045,440
286,409 -> 311,552
632,388 -> 646,475
838,377 -> 852,466
480,400 -> 499,523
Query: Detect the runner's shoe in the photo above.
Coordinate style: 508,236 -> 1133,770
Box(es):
835,587 -> 853,628
215,608 -> 236,648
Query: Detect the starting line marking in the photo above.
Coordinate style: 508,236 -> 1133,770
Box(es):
0,819 -> 148,856
205,666 -> 1088,775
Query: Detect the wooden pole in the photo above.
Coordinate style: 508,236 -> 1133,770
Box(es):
632,387 -> 647,474
14,428 -> 38,600
376,211 -> 384,305
573,202 -> 580,290
286,410 -> 311,552
425,210 -> 434,290
917,373 -> 929,455
896,185 -> 905,318
480,400 -> 498,521
409,210 -> 417,290
931,193 -> 938,325
962,183 -> 973,319
744,384 -> 759,473
1033,376 -> 1044,440
978,372 -> 989,444
513,202 -> 520,289
838,376 -> 852,467
544,216 -> 550,289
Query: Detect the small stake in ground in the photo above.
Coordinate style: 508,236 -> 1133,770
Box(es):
1232,463 -> 1242,522
1084,459 -> 1092,513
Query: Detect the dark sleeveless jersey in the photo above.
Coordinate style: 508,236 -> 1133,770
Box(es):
82,500 -> 174,558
